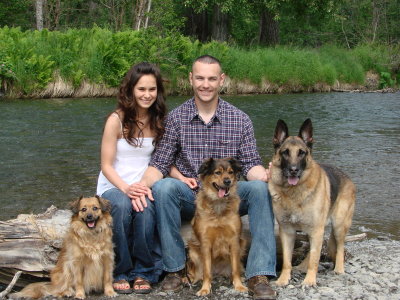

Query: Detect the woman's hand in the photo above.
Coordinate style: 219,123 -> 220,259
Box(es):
127,183 -> 153,212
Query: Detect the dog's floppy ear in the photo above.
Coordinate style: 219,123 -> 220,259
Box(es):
228,157 -> 242,175
96,195 -> 112,213
298,118 -> 314,149
273,120 -> 289,151
70,195 -> 83,214
198,158 -> 215,177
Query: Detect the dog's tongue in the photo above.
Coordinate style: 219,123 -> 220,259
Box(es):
218,188 -> 226,198
288,176 -> 299,186
87,221 -> 95,228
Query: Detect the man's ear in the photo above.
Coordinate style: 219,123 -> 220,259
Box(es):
220,72 -> 225,87
189,72 -> 193,86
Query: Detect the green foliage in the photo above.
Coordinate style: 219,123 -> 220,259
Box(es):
379,72 -> 395,89
0,27 -> 396,96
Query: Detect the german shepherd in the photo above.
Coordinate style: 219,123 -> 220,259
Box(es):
10,196 -> 116,299
268,119 -> 356,287
186,158 -> 247,296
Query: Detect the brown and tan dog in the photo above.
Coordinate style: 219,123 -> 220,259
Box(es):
10,196 -> 116,299
186,158 -> 247,296
269,119 -> 356,287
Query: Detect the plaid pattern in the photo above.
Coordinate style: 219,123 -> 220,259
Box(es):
150,97 -> 262,183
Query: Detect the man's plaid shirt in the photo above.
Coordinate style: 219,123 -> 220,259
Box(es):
149,97 -> 263,186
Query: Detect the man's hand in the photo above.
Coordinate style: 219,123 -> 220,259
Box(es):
180,177 -> 198,189
247,163 -> 272,182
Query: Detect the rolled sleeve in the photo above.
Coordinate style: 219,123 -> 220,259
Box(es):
238,115 -> 263,177
149,115 -> 179,177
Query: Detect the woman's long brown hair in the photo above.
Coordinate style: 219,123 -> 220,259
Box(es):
116,62 -> 166,146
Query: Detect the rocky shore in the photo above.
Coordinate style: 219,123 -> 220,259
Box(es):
65,238 -> 399,300
1,238 -> 399,299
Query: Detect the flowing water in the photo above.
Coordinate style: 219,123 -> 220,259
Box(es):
0,93 -> 399,239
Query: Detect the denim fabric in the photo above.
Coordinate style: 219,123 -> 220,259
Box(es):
101,188 -> 162,283
152,178 -> 276,279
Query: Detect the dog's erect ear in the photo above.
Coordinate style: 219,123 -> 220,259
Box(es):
198,158 -> 215,177
273,120 -> 289,151
69,195 -> 83,214
298,118 -> 314,149
96,195 -> 112,213
228,157 -> 242,175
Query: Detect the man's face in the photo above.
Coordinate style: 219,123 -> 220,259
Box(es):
189,61 -> 225,104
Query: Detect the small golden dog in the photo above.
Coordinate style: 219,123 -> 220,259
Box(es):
269,119 -> 356,287
187,158 -> 247,296
10,196 -> 116,299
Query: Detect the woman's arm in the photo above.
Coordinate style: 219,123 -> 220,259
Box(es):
100,114 -> 130,194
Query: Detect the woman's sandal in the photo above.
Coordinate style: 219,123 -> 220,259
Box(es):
113,279 -> 133,294
133,277 -> 152,294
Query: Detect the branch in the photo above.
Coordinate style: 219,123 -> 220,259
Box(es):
0,271 -> 22,298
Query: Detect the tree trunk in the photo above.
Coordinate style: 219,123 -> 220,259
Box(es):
35,0 -> 44,31
184,8 -> 209,42
144,0 -> 151,29
258,9 -> 279,46
134,0 -> 147,30
211,5 -> 228,42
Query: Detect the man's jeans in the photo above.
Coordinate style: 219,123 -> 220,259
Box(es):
152,178 -> 276,279
101,188 -> 162,283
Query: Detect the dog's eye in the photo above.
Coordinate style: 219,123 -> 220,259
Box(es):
215,171 -> 222,175
281,149 -> 289,156
92,207 -> 98,211
228,170 -> 234,174
81,208 -> 87,212
298,149 -> 306,156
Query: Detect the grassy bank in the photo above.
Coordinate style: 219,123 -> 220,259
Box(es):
0,27 -> 398,98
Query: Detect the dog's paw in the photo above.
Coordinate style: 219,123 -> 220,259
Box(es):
74,291 -> 86,299
196,287 -> 211,296
301,275 -> 317,287
234,283 -> 248,293
275,277 -> 290,287
104,288 -> 118,298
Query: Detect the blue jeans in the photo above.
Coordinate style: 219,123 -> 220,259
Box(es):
101,188 -> 162,283
152,178 -> 276,279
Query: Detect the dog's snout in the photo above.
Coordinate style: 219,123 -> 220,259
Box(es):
86,213 -> 94,220
223,178 -> 231,186
289,166 -> 298,175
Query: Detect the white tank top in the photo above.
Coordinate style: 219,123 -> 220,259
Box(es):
96,113 -> 155,196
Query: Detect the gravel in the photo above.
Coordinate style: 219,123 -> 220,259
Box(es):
3,238 -> 399,300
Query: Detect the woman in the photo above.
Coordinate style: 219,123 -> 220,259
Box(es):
97,62 -> 183,294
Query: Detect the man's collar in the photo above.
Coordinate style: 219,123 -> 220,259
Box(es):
188,97 -> 224,123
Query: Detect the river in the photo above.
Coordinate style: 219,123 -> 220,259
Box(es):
0,92 -> 399,239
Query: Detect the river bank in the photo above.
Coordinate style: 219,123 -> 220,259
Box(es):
1,71 -> 398,100
4,238 -> 396,300
79,238 -> 400,300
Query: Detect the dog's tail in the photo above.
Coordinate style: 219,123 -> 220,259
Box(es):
9,282 -> 52,299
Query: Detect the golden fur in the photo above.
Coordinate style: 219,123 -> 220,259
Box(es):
187,158 -> 247,296
268,119 -> 356,287
10,196 -> 116,299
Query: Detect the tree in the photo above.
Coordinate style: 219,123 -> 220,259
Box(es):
36,0 -> 44,30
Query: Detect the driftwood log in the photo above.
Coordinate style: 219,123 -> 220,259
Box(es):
0,206 -> 366,288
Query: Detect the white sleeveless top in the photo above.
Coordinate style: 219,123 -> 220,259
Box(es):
96,113 -> 155,196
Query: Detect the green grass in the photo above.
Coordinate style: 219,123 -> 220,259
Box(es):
0,27 -> 397,97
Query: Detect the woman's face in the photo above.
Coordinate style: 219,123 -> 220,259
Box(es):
133,74 -> 157,113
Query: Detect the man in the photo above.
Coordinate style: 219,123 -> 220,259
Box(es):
134,55 -> 277,299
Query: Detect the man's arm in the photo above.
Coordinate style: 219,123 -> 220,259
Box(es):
140,166 -> 163,188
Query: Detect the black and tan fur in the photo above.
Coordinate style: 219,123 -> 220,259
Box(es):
187,158 -> 247,296
269,119 -> 356,287
10,196 -> 116,299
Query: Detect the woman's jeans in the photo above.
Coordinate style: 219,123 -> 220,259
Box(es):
101,188 -> 162,283
152,178 -> 276,279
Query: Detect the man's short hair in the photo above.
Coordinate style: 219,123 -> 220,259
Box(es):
192,55 -> 222,71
